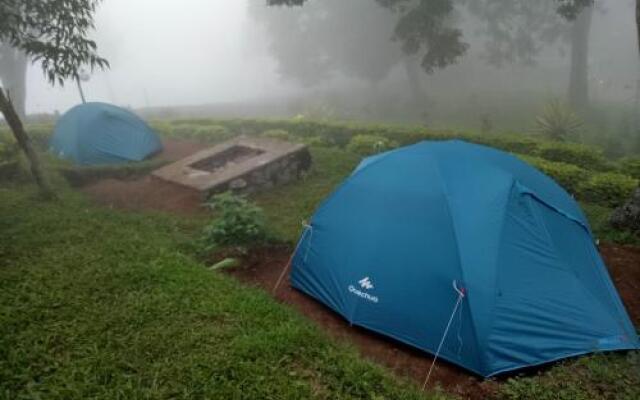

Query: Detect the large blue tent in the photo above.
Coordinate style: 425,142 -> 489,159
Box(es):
290,140 -> 638,377
50,102 -> 162,165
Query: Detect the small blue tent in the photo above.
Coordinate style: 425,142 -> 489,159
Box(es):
290,140 -> 638,377
50,102 -> 162,165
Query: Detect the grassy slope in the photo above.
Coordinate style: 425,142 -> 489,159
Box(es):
0,184 -> 434,400
1,128 -> 637,399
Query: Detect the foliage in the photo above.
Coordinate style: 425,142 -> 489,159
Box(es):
166,124 -> 234,143
347,134 -> 398,156
535,142 -> 607,171
519,155 -> 589,194
618,157 -> 640,180
0,185 -> 430,399
263,0 -> 466,80
534,100 -> 584,141
202,192 -> 268,253
0,0 -> 108,85
253,0 -> 404,86
463,0 -> 570,67
577,172 -> 639,208
261,129 -> 293,141
266,0 -> 584,76
475,134 -> 540,155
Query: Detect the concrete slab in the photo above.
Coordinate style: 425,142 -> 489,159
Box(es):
152,136 -> 311,197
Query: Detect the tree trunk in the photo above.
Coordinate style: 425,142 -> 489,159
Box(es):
0,46 -> 28,120
568,4 -> 593,112
0,88 -> 55,199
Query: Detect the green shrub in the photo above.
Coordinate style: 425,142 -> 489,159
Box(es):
261,129 -> 292,141
577,172 -> 638,208
519,155 -> 589,194
302,135 -> 334,147
167,124 -> 234,143
477,135 -> 541,155
618,157 -> 640,180
535,142 -> 607,171
202,192 -> 267,252
347,134 -> 398,156
534,99 -> 583,141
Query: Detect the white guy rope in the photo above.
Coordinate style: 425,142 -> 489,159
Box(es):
272,221 -> 312,295
422,280 -> 467,391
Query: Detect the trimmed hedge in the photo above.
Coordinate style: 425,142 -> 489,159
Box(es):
15,117 -> 637,207
618,157 -> 640,180
577,172 -> 638,208
518,155 -> 589,195
517,155 -> 638,207
534,142 -> 608,171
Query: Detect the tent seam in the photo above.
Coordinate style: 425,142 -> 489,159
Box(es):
431,154 -> 484,374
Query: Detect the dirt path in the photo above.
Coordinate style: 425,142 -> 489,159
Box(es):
225,244 -> 640,400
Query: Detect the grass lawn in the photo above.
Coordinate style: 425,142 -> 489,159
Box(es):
0,183 -> 435,399
0,134 -> 637,399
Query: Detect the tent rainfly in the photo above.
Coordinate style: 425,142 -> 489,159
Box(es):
50,102 -> 162,165
288,140 -> 639,378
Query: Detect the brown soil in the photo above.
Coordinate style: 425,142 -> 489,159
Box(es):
224,244 -> 640,400
82,139 -> 207,215
226,247 -> 499,399
599,244 -> 640,325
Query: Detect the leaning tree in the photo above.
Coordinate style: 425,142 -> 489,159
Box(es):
0,0 -> 108,199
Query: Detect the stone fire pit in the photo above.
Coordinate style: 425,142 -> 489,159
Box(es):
152,136 -> 311,197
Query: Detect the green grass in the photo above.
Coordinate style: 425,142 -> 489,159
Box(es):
253,147 -> 361,243
2,119 -> 638,399
499,353 -> 640,400
0,183 -> 435,400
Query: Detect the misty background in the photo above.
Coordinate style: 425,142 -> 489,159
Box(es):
20,0 -> 640,154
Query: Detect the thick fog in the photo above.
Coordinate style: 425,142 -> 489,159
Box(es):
22,0 -> 640,127
26,0 -> 291,114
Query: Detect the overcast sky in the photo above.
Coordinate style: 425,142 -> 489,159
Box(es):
27,0 -> 287,114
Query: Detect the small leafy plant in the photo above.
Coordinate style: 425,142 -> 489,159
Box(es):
534,100 -> 583,141
201,192 -> 267,253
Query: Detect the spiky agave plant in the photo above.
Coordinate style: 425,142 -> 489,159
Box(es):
535,99 -> 584,141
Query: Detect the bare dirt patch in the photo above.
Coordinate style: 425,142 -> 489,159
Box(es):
82,139 -> 207,215
599,244 -> 640,325
224,244 -> 640,400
